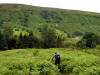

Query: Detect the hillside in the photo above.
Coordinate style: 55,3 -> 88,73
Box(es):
0,4 -> 100,35
1,48 -> 100,75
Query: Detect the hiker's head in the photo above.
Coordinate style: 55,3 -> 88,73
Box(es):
57,52 -> 60,55
55,52 -> 60,55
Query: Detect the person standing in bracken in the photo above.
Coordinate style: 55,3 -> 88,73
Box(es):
52,52 -> 60,69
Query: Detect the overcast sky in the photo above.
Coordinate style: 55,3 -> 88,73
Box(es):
0,0 -> 100,13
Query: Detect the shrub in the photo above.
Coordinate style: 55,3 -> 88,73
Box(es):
60,52 -> 100,75
36,60 -> 59,75
64,41 -> 73,48
1,61 -> 38,75
0,60 -> 59,75
76,39 -> 87,49
76,32 -> 99,48
33,50 -> 39,56
73,31 -> 83,36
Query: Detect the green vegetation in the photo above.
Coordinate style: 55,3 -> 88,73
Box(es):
76,32 -> 100,48
42,25 -> 57,48
0,4 -> 100,50
0,24 -> 68,50
0,4 -> 100,35
1,22 -> 100,50
1,48 -> 100,75
1,4 -> 100,75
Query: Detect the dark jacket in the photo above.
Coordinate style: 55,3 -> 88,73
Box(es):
52,53 -> 60,65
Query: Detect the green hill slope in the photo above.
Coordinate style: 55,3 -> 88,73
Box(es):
0,4 -> 100,34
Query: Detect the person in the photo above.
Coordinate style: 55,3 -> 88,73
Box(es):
52,52 -> 60,68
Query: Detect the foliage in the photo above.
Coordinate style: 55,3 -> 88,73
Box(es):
36,60 -> 59,75
42,25 -> 57,48
60,50 -> 100,75
0,4 -> 100,35
0,31 -> 8,50
76,39 -> 87,49
17,32 -> 41,49
1,24 -> 14,40
63,41 -> 73,48
76,32 -> 100,48
1,48 -> 100,75
0,23 -> 68,50
8,37 -> 17,49
55,29 -> 66,48
73,31 -> 83,36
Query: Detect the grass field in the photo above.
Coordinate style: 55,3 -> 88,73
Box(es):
0,48 -> 100,75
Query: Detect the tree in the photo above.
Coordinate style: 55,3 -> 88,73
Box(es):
16,32 -> 41,49
0,31 -> 8,50
27,31 -> 34,48
27,32 -> 39,48
55,29 -> 66,48
83,32 -> 97,48
1,24 -> 14,49
29,32 -> 41,48
76,32 -> 99,48
1,24 -> 13,39
76,39 -> 87,49
8,37 -> 17,49
17,33 -> 24,49
42,25 -> 57,48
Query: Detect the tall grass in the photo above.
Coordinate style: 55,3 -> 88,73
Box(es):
0,48 -> 100,75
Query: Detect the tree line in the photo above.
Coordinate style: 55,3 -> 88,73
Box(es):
0,24 -> 100,51
0,25 -> 66,50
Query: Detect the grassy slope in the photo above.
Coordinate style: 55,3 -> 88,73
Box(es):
0,4 -> 100,34
1,48 -> 100,75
